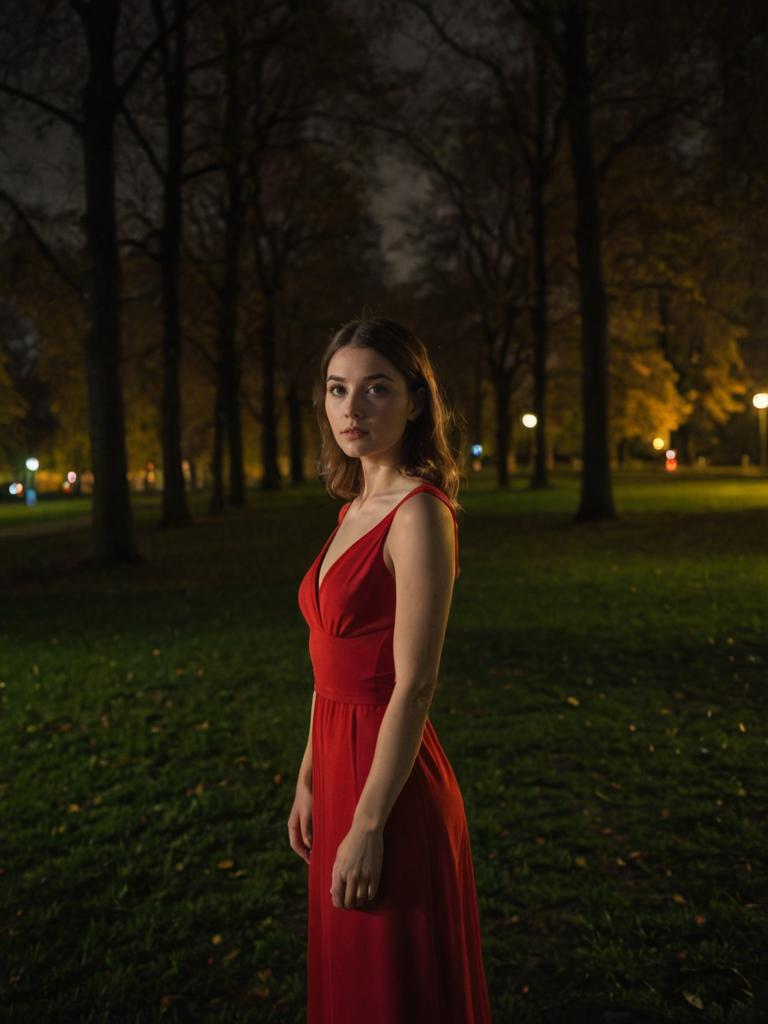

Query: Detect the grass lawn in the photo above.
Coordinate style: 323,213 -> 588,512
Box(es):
1,471 -> 766,1023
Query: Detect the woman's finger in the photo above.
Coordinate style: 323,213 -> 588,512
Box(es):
330,864 -> 343,908
344,874 -> 358,909
287,821 -> 309,863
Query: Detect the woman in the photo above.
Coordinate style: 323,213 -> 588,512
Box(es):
290,316 -> 493,1023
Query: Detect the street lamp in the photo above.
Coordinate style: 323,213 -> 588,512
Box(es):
24,457 -> 39,506
753,393 -> 768,470
521,413 -> 537,467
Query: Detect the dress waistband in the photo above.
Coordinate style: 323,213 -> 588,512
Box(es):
309,627 -> 395,705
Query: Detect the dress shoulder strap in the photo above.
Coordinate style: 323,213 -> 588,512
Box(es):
336,484 -> 460,578
390,482 -> 461,580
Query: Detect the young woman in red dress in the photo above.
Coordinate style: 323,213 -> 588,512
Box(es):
290,316 -> 493,1023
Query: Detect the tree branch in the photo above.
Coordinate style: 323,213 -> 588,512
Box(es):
0,190 -> 83,297
118,100 -> 165,181
0,82 -> 81,132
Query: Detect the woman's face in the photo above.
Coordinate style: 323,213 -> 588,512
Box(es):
324,345 -> 423,462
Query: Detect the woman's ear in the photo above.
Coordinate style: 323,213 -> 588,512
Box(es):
409,386 -> 426,422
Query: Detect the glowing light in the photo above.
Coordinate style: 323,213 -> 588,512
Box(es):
9,483 -> 23,495
652,437 -> 665,450
67,471 -> 77,484
753,393 -> 768,410
25,457 -> 39,471
471,443 -> 483,457
666,450 -> 676,460
521,413 -> 537,429
665,458 -> 678,472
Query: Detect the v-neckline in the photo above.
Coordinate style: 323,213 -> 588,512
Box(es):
314,483 -> 430,608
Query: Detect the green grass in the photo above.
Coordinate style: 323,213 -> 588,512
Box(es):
0,496 -> 93,529
1,471 -> 766,1023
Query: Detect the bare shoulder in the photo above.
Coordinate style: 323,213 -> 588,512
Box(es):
389,491 -> 455,547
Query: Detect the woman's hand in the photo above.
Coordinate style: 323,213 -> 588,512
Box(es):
287,780 -> 313,864
331,823 -> 383,910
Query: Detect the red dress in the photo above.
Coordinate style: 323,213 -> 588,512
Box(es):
297,481 -> 493,1024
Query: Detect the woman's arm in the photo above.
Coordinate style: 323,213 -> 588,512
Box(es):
351,493 -> 456,832
297,690 -> 316,789
288,690 -> 316,864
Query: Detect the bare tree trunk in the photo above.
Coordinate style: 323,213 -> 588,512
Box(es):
209,383 -> 225,514
287,378 -> 304,484
563,0 -> 616,521
80,0 -> 139,565
260,296 -> 281,490
224,345 -> 245,504
470,351 -> 484,448
493,372 -> 511,488
530,36 -> 552,491
156,0 -> 190,528
657,286 -> 697,467
676,423 -> 695,466
216,18 -> 246,508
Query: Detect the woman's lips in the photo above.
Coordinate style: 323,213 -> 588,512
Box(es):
343,429 -> 368,439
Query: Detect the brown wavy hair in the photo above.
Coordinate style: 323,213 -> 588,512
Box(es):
312,316 -> 466,512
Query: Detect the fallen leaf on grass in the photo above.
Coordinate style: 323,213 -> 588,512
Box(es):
683,990 -> 704,1009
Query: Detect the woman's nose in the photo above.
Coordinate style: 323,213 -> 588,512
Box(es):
343,390 -> 366,415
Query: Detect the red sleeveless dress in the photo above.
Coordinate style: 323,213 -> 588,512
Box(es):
297,481 -> 493,1023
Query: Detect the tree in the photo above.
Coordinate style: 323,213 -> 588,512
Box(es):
0,1 -> 147,563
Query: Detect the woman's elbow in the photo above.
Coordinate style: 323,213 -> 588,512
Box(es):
394,675 -> 437,710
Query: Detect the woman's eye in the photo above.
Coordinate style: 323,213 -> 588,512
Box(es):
327,385 -> 387,396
